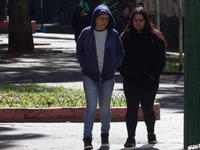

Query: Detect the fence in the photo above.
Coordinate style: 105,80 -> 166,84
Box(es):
0,93 -> 126,108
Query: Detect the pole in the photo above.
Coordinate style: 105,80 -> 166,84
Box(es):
40,0 -> 43,30
178,0 -> 183,71
184,0 -> 200,149
155,0 -> 160,30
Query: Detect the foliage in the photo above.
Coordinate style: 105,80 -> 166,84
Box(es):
163,54 -> 184,73
0,83 -> 126,108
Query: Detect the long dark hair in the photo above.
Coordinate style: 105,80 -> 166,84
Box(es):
122,7 -> 167,47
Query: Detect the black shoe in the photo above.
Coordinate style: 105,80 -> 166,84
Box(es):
83,137 -> 93,149
101,133 -> 110,147
148,133 -> 157,144
124,137 -> 136,147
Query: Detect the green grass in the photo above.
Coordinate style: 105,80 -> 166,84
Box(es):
0,83 -> 126,108
163,54 -> 184,73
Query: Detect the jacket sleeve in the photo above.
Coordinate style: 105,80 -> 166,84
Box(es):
114,33 -> 124,70
150,38 -> 166,80
76,31 -> 86,70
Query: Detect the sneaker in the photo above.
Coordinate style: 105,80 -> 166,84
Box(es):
83,137 -> 93,149
101,133 -> 110,146
148,133 -> 158,144
124,137 -> 136,147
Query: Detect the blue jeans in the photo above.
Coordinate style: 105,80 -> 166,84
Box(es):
82,75 -> 114,138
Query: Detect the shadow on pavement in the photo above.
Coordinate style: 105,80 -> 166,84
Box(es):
121,144 -> 159,150
0,134 -> 47,149
33,34 -> 74,41
0,133 -> 47,141
0,52 -> 82,84
0,125 -> 47,150
0,126 -> 17,132
98,146 -> 110,150
158,86 -> 184,110
0,125 -> 46,149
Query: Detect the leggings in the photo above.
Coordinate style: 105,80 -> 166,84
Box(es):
123,80 -> 159,138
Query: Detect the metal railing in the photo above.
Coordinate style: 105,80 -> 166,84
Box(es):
0,93 -> 126,108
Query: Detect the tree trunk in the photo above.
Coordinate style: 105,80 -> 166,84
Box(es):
8,0 -> 34,53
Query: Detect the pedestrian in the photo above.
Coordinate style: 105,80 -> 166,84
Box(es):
118,6 -> 167,147
137,2 -> 144,7
76,4 -> 124,150
137,2 -> 152,19
71,6 -> 88,42
86,0 -> 104,28
115,5 -> 130,35
78,0 -> 90,13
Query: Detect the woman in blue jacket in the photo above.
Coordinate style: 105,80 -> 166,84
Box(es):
76,4 -> 124,150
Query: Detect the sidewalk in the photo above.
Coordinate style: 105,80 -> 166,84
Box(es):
0,33 -> 184,150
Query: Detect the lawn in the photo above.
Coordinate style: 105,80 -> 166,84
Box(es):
0,83 -> 126,108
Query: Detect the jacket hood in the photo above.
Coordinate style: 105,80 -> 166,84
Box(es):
90,4 -> 115,30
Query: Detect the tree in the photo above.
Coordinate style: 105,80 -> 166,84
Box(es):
8,0 -> 34,53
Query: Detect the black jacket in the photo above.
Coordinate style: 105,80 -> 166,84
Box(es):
119,31 -> 166,84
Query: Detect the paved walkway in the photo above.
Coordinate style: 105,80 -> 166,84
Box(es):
0,33 -> 184,150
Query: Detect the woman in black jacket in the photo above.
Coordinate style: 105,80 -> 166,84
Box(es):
118,7 -> 167,147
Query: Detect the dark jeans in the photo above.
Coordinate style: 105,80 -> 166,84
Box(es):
123,80 -> 159,138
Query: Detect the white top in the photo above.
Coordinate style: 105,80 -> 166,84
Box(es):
93,29 -> 108,74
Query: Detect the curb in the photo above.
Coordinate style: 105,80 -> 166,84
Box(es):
0,21 -> 36,33
0,103 -> 160,122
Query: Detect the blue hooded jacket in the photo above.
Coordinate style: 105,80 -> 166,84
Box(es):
76,4 -> 124,82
